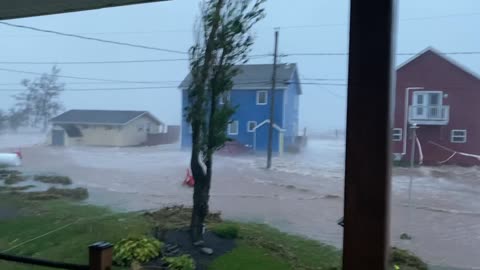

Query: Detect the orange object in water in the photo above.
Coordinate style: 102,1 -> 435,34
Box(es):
183,168 -> 195,187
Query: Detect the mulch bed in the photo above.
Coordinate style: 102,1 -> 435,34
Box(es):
146,228 -> 236,270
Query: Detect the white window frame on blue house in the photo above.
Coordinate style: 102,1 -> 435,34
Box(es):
451,129 -> 467,143
247,121 -> 257,132
219,92 -> 230,105
228,121 -> 239,135
256,91 -> 268,105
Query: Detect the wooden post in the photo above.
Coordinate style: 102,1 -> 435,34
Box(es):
89,242 -> 113,270
342,0 -> 396,269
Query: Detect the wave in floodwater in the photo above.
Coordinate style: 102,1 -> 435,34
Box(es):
406,204 -> 480,217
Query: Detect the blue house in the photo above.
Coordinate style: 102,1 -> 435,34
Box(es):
179,63 -> 301,154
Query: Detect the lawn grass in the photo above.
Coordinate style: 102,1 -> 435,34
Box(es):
0,194 -> 152,270
209,244 -> 291,270
209,222 -> 341,270
0,194 -> 426,270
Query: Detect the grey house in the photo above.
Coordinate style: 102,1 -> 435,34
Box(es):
50,110 -> 163,147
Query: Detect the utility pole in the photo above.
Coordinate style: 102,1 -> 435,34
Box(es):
267,29 -> 279,169
405,123 -> 418,239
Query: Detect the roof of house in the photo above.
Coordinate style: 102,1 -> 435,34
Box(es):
178,63 -> 299,90
51,110 -> 162,125
397,47 -> 480,82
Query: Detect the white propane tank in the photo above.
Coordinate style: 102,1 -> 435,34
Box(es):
0,152 -> 22,167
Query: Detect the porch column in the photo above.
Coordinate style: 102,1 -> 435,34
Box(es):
342,0 -> 396,269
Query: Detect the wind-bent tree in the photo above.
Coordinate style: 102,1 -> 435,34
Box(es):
15,65 -> 65,131
6,108 -> 28,132
0,110 -> 6,132
185,0 -> 265,243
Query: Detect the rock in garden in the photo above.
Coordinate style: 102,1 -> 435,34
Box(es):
200,247 -> 214,255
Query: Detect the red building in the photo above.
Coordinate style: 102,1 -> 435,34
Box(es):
393,48 -> 480,166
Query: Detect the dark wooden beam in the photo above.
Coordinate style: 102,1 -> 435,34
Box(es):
0,0 -> 169,20
342,0 -> 396,269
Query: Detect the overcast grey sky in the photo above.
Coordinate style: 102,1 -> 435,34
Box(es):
0,0 -> 479,132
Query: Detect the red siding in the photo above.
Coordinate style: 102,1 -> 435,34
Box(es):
393,49 -> 480,166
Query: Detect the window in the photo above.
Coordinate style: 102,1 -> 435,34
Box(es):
137,123 -> 144,132
412,91 -> 444,119
256,91 -> 268,105
392,128 -> 402,141
106,126 -> 113,130
451,129 -> 467,143
247,121 -> 257,132
228,121 -> 239,135
219,92 -> 230,105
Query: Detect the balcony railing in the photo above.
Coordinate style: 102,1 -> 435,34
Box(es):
408,105 -> 449,125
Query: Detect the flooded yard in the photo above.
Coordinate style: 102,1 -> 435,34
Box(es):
1,133 -> 480,269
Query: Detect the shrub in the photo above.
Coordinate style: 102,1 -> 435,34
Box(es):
165,255 -> 195,270
390,247 -> 428,270
34,175 -> 72,185
4,173 -> 26,185
211,223 -> 240,239
113,236 -> 164,266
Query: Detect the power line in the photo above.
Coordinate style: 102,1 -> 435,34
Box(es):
277,11 -> 480,30
0,81 -> 350,92
2,11 -> 479,38
303,77 -> 347,82
281,51 -> 480,57
0,77 -> 347,86
0,54 -> 271,65
0,81 -> 181,86
0,21 -> 187,55
0,86 -> 178,92
0,67 -> 178,84
0,59 -> 189,65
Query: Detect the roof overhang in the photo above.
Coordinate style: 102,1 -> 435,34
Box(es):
0,0 -> 169,20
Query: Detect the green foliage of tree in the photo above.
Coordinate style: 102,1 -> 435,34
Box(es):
14,65 -> 64,131
0,110 -> 6,132
185,0 -> 266,243
6,108 -> 29,132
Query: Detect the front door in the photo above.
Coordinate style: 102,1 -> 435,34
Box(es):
52,129 -> 65,146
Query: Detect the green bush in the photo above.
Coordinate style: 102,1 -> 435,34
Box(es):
212,223 -> 240,239
34,175 -> 72,185
165,255 -> 195,270
390,247 -> 428,270
4,173 -> 26,185
113,236 -> 164,266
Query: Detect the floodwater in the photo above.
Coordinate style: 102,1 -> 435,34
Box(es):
1,133 -> 480,269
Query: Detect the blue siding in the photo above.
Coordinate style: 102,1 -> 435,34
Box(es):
255,124 -> 280,152
283,70 -> 301,147
228,89 -> 283,150
180,71 -> 300,153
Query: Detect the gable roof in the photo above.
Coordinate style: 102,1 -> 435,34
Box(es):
179,63 -> 298,90
397,47 -> 480,82
51,110 -> 162,126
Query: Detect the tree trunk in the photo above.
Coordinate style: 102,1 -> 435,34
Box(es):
189,0 -> 223,244
190,168 -> 211,243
